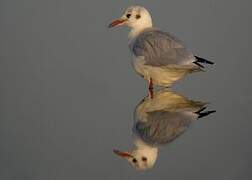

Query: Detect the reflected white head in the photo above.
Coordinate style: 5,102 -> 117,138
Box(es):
113,138 -> 158,171
109,6 -> 153,39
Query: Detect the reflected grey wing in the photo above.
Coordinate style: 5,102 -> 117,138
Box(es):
134,110 -> 194,145
132,29 -> 195,67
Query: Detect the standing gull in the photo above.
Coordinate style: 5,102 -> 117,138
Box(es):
109,6 -> 214,92
113,89 -> 216,170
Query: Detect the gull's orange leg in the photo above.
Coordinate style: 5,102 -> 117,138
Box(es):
148,78 -> 154,99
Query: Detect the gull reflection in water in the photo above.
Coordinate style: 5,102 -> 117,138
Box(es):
113,89 -> 215,170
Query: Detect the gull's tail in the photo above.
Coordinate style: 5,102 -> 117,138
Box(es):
193,56 -> 214,68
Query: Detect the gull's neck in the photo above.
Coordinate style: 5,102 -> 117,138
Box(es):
133,137 -> 158,158
128,21 -> 153,40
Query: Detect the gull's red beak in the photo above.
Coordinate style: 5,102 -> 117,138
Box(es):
113,149 -> 133,158
108,19 -> 127,28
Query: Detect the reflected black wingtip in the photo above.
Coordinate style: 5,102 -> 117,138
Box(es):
196,107 -> 216,119
194,56 -> 214,68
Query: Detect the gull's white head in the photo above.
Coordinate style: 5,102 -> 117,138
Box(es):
109,6 -> 153,39
113,139 -> 158,171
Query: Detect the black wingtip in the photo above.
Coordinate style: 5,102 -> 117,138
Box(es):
195,107 -> 216,119
193,61 -> 205,68
195,107 -> 207,114
195,56 -> 214,65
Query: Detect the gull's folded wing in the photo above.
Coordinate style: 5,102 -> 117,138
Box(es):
131,28 -> 196,67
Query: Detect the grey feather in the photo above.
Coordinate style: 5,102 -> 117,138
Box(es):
132,90 -> 211,146
133,110 -> 194,145
130,28 -> 196,67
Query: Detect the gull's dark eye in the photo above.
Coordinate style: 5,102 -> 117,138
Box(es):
132,158 -> 137,163
126,14 -> 131,18
142,157 -> 147,162
136,14 -> 141,19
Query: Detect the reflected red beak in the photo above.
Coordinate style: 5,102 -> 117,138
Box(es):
113,149 -> 133,158
108,19 -> 127,28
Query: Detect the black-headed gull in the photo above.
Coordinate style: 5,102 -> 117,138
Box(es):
113,89 -> 216,170
109,6 -> 214,92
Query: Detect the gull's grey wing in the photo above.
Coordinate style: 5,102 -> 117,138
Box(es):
133,110 -> 195,145
131,28 -> 195,67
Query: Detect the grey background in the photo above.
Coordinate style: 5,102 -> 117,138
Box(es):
0,0 -> 251,179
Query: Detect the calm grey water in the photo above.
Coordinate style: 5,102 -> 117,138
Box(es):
1,0 -> 251,179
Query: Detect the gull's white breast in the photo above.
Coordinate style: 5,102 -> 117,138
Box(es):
132,55 -> 189,87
